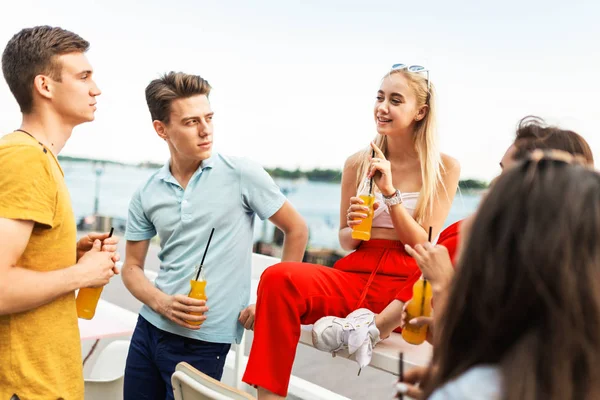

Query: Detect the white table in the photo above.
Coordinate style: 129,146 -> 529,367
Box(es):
79,299 -> 138,341
79,299 -> 138,368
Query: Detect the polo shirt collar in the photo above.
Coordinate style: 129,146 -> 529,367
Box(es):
157,154 -> 217,185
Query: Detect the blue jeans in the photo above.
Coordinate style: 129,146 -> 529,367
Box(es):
123,315 -> 231,400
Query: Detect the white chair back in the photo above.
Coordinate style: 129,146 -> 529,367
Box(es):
250,253 -> 280,280
84,339 -> 131,400
172,362 -> 255,400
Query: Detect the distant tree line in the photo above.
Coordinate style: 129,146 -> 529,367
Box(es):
57,156 -> 488,188
265,168 -> 342,182
458,179 -> 488,190
266,167 -> 489,188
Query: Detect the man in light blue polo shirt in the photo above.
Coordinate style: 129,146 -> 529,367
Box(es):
121,71 -> 308,400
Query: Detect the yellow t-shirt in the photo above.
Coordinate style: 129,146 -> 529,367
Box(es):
0,132 -> 83,400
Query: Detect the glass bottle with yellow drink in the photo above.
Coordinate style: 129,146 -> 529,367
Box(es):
402,226 -> 434,345
186,265 -> 207,326
185,227 -> 215,326
401,275 -> 433,345
351,176 -> 375,241
76,227 -> 114,320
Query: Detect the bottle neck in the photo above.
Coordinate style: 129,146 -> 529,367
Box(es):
194,265 -> 206,281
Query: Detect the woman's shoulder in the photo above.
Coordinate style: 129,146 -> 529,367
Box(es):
343,150 -> 367,171
440,153 -> 461,185
346,150 -> 366,163
441,153 -> 460,171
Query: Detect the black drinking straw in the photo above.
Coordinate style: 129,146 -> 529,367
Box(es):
398,352 -> 404,400
195,228 -> 215,281
368,149 -> 375,195
418,226 -> 433,318
108,227 -> 114,238
422,226 -> 432,283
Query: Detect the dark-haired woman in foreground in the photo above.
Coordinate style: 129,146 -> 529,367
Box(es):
419,150 -> 600,399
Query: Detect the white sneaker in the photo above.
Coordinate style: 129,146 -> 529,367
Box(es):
311,308 -> 381,372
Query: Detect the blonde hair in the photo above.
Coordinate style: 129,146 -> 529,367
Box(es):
355,69 -> 444,224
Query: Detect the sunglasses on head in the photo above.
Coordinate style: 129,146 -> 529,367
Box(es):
527,149 -> 587,166
391,63 -> 430,101
523,149 -> 592,185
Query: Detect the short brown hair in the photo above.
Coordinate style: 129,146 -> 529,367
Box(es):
145,72 -> 211,124
2,26 -> 89,113
513,116 -> 594,166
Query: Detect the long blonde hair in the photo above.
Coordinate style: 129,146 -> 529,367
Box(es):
355,69 -> 444,224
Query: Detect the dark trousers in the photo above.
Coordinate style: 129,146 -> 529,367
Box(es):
123,316 -> 231,400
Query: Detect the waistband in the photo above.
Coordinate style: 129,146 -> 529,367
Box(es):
357,239 -> 405,249
354,239 -> 407,309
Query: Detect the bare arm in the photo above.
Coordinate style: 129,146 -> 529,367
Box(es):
415,155 -> 461,243
386,200 -> 429,246
268,200 -> 308,262
0,218 -> 115,315
121,239 -> 163,312
122,239 -> 208,329
371,144 -> 461,246
338,155 -> 364,251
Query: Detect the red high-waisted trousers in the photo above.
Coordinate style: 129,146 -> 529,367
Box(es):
243,221 -> 461,396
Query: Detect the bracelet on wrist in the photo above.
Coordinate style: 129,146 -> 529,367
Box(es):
383,188 -> 403,207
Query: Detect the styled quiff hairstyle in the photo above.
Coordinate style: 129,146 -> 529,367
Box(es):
145,72 -> 211,124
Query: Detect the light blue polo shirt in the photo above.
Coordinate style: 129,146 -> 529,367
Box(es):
125,153 -> 286,344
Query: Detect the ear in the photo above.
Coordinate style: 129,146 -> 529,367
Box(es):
153,120 -> 168,141
33,75 -> 53,100
415,104 -> 429,122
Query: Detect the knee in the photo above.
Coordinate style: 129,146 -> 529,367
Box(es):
260,262 -> 294,283
259,262 -> 301,292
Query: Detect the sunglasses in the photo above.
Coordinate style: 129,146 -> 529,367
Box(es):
523,148 -> 592,185
527,148 -> 588,166
391,63 -> 430,101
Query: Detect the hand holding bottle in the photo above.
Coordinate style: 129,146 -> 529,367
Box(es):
157,292 -> 208,330
347,196 -> 380,227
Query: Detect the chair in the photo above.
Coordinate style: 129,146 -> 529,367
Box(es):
145,269 -> 158,284
172,362 -> 256,400
84,339 -> 131,400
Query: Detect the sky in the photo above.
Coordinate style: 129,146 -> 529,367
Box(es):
0,0 -> 598,181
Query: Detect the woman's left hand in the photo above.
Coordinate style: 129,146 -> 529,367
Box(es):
404,242 -> 454,289
401,300 -> 435,344
397,365 -> 431,399
368,142 -> 395,196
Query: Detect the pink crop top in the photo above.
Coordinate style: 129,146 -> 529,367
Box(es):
371,191 -> 420,229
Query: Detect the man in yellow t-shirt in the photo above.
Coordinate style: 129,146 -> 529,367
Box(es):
0,26 -> 120,400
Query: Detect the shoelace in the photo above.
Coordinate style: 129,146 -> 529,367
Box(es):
331,315 -> 375,375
